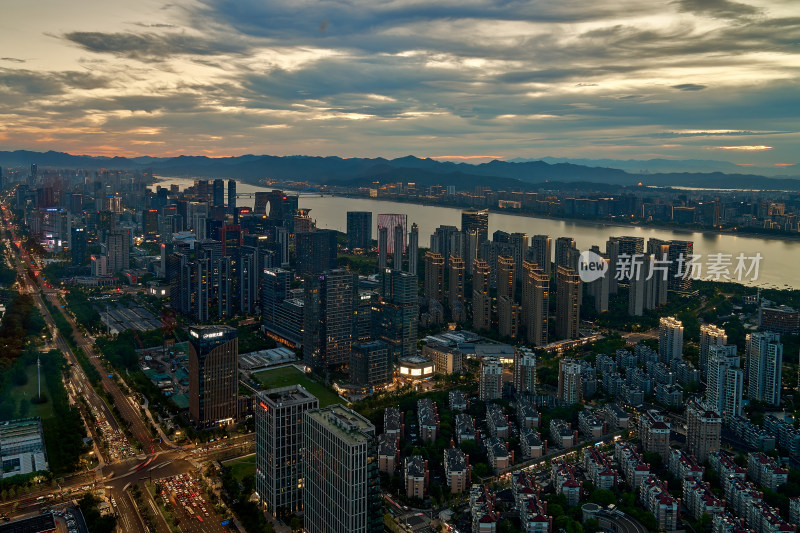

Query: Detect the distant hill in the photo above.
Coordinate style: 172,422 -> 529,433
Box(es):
1,150 -> 799,191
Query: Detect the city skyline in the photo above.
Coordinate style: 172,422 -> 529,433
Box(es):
1,0 -> 798,164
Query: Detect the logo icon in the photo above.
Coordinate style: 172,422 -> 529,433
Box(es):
578,250 -> 608,283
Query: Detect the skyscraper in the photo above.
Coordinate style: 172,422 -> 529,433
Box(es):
472,260 -> 491,331
423,252 -> 445,303
746,331 -> 783,406
346,211 -> 372,250
70,227 -> 86,266
378,226 -> 388,269
586,247 -> 610,313
554,237 -> 578,271
188,325 -> 239,426
375,268 -> 419,361
212,178 -> 225,207
408,223 -> 419,276
497,296 -> 519,339
700,324 -> 727,376
558,358 -> 582,405
448,256 -> 465,312
497,256 -> 515,301
296,230 -> 337,276
464,229 -> 479,275
261,268 -> 291,326
513,347 -> 537,395
555,266 -> 581,340
461,209 -> 489,245
509,233 -> 528,282
705,344 -> 743,420
228,179 -> 237,221
522,261 -> 549,346
529,235 -> 552,276
377,213 -> 407,254
255,386 -> 319,518
105,229 -> 130,273
393,224 -> 404,270
303,405 -> 382,533
658,316 -> 684,363
303,269 -> 357,370
479,356 -> 503,401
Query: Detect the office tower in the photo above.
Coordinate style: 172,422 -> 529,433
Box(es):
430,225 -> 463,267
554,237 -> 578,270
70,227 -> 87,266
448,256 -> 465,311
529,235 -> 551,277
586,247 -> 610,313
212,178 -> 225,207
555,266 -> 581,340
377,213 -> 407,254
228,179 -> 237,221
238,247 -> 258,314
303,269 -> 357,370
375,269 -> 419,361
105,229 -> 130,273
461,209 -> 489,244
350,341 -> 391,388
658,317 -> 684,363
522,261 -> 549,347
408,223 -> 419,275
558,358 -> 582,405
254,191 -> 270,214
293,208 -> 315,234
464,229 -> 479,275
296,230 -> 337,276
423,252 -> 445,303
605,238 -> 620,294
378,226 -> 388,269
188,325 -> 239,426
479,356 -> 503,401
508,233 -> 528,282
746,331 -> 783,406
261,268 -> 291,326
686,399 -> 721,463
255,386 -> 319,518
700,324 -> 727,377
303,405 -> 381,533
472,259 -> 491,331
497,296 -> 519,339
497,256 -> 515,300
356,290 -> 377,342
705,345 -> 743,420
513,348 -> 537,395
393,224 -> 404,270
275,226 -> 290,267
143,208 -> 159,236
346,211 -> 372,250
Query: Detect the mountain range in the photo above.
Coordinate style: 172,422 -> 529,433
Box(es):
1,150 -> 798,191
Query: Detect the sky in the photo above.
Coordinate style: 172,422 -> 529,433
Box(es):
0,0 -> 798,165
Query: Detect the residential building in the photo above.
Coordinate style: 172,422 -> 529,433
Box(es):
473,259 -> 491,331
417,399 -> 439,442
639,410 -> 671,459
700,324 -> 728,377
444,448 -> 469,494
557,358 -> 582,405
659,316 -> 684,363
423,251 -> 445,303
686,399 -> 722,463
404,456 -> 427,499
746,331 -> 783,406
480,356 -> 503,401
555,266 -> 581,340
522,261 -> 549,346
513,347 -> 536,395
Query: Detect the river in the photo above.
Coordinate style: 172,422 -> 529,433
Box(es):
152,178 -> 800,290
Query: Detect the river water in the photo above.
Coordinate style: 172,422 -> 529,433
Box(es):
152,178 -> 800,290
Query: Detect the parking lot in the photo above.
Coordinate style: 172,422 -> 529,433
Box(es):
155,473 -> 226,533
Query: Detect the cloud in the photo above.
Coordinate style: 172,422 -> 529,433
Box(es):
672,83 -> 707,91
674,0 -> 760,19
1,57 -> 25,63
61,31 -> 252,61
709,145 -> 773,151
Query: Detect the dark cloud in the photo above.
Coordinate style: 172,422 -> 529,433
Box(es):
131,23 -> 177,28
1,57 -> 25,63
672,83 -> 707,91
0,68 -> 111,96
62,31 -> 251,60
675,0 -> 759,19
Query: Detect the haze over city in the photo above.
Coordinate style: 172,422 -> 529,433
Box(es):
1,0 -> 798,164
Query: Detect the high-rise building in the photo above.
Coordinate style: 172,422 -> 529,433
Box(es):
105,229 -> 130,273
555,266 -> 581,340
408,223 -> 419,276
350,341 -> 391,388
461,209 -> 489,245
479,356 -> 503,401
377,214 -> 407,254
346,211 -> 372,250
188,325 -> 239,426
70,227 -> 87,266
658,317 -> 684,363
296,230 -> 337,276
558,358 -> 582,405
529,235 -> 552,276
605,238 -> 620,294
554,237 -> 578,271
686,399 -> 721,463
293,208 -> 316,234
143,208 -> 159,236
228,179 -> 237,220
508,233 -> 528,283
464,229 -> 479,275
261,268 -> 291,326
746,331 -> 783,406
448,256 -> 465,311
497,296 -> 519,339
374,268 -> 419,361
423,252 -> 444,303
700,324 -> 728,377
303,269 -> 356,370
497,256 -> 515,300
513,347 -> 536,395
393,224 -> 404,270
212,178 -> 225,207
472,260 -> 491,331
522,261 -> 549,346
255,386 -> 319,518
705,344 -> 743,420
378,226 -> 388,269
303,405 -> 382,533
430,225 -> 463,267
586,247 -> 610,313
